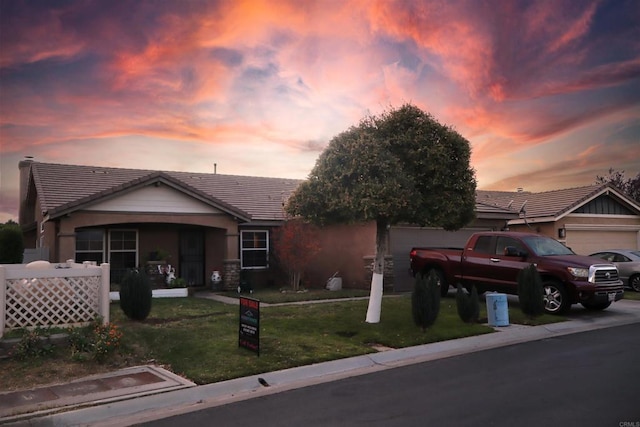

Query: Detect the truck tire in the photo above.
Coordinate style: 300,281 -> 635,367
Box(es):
542,280 -> 569,314
426,268 -> 449,297
581,301 -> 612,310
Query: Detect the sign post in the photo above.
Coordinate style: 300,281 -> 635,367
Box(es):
239,297 -> 260,356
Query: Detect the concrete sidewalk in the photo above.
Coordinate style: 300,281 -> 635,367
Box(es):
0,366 -> 195,423
2,298 -> 639,426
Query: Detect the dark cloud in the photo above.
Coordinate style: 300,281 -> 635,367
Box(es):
208,47 -> 244,67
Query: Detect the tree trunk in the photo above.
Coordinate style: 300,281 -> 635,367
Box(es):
366,219 -> 388,323
291,270 -> 301,291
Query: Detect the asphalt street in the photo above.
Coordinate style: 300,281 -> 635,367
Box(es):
140,323 -> 640,427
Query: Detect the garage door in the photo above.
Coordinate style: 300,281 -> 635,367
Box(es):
389,227 -> 491,292
566,230 -> 639,255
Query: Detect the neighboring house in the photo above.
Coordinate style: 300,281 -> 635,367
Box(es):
17,160 -> 640,291
478,185 -> 640,255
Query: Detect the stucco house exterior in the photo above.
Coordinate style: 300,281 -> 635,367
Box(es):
17,160 -> 640,292
479,185 -> 640,254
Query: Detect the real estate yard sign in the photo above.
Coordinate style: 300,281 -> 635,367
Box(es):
239,297 -> 260,355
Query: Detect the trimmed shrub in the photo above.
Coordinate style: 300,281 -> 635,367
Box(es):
412,270 -> 441,331
0,222 -> 24,263
456,283 -> 480,323
517,263 -> 545,318
10,327 -> 54,360
119,269 -> 152,321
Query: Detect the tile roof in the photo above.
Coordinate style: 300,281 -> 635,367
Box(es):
29,162 -> 300,222
476,184 -> 630,219
28,162 -> 634,223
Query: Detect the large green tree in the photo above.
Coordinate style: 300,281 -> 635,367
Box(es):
286,104 -> 476,323
0,220 -> 24,264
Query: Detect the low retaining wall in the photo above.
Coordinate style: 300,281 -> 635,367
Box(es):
108,288 -> 188,301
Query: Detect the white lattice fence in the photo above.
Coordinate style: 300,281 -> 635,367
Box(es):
0,262 -> 110,338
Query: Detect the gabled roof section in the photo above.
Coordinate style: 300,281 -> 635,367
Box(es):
477,184 -> 640,220
165,171 -> 301,221
474,200 -> 520,219
30,162 -> 300,222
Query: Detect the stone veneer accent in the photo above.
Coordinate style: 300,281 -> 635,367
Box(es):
223,259 -> 241,291
363,255 -> 394,291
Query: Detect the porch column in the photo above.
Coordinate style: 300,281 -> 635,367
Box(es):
56,220 -> 76,263
223,226 -> 240,290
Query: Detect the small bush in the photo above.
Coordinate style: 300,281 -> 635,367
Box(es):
169,277 -> 186,288
68,318 -> 123,362
10,327 -> 54,360
68,326 -> 93,357
456,284 -> 480,323
412,270 -> 441,331
517,263 -> 545,318
0,221 -> 24,263
92,321 -> 123,361
119,269 -> 153,321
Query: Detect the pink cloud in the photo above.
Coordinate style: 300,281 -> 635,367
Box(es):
1,0 -> 638,224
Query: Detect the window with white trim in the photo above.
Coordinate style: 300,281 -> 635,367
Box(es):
240,230 -> 269,269
109,230 -> 138,282
75,229 -> 105,264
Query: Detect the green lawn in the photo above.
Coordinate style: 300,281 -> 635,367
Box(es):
5,288 -> 633,393
213,288 -> 372,304
110,294 -> 562,385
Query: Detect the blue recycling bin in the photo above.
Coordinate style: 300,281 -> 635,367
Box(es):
486,293 -> 509,327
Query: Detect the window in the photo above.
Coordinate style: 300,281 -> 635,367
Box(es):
473,236 -> 493,254
495,237 -> 525,255
109,230 -> 138,283
241,230 -> 269,269
75,229 -> 105,264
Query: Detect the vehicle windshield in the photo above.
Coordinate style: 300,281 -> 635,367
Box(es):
522,236 -> 575,256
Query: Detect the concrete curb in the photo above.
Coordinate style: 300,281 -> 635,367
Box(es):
23,300 -> 640,427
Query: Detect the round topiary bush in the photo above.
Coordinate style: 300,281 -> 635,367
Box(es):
119,269 -> 152,321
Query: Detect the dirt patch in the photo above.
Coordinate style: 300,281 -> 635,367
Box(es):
0,343 -> 151,393
0,354 -> 140,392
368,343 -> 395,352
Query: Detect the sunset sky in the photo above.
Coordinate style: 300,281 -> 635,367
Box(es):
1,0 -> 639,222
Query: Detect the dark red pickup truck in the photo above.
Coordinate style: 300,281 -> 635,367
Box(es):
409,231 -> 624,314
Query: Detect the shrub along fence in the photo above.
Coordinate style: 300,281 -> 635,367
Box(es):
0,261 -> 110,338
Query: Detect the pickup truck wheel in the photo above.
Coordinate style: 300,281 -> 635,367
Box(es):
630,274 -> 640,292
581,301 -> 612,310
542,281 -> 569,314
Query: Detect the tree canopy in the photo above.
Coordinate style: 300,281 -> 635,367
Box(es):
286,104 -> 477,323
0,221 -> 24,264
286,104 -> 476,230
596,168 -> 640,203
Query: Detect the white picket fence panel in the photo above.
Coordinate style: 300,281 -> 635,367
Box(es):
0,261 -> 110,338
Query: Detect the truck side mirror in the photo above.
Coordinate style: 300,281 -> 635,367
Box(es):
504,246 -> 526,258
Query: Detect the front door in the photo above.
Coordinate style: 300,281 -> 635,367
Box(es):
180,229 -> 204,286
